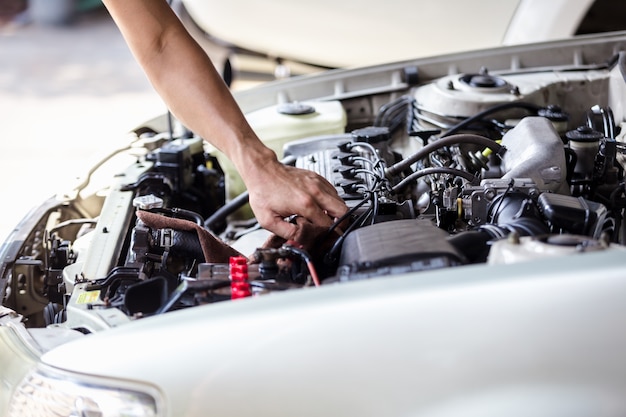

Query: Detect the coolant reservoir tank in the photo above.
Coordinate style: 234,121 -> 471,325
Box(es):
213,100 -> 346,210
249,101 -> 346,144
487,234 -> 626,265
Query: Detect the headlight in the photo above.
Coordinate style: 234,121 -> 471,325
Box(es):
8,367 -> 160,417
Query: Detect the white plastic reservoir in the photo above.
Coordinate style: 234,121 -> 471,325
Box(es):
213,100 -> 347,206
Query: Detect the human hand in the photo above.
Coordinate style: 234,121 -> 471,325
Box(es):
241,155 -> 348,242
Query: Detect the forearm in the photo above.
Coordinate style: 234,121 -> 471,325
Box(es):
147,30 -> 272,167
102,0 -> 276,172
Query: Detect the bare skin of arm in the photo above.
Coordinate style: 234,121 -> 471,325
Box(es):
102,0 -> 347,240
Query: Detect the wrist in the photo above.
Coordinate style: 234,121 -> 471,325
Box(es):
231,140 -> 279,184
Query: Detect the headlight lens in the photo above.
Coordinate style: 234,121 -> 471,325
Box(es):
8,367 -> 159,417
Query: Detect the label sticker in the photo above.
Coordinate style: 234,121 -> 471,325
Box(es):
76,290 -> 101,304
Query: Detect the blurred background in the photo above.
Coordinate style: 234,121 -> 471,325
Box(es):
0,1 -> 164,242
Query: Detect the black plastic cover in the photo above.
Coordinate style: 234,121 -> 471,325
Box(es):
537,193 -> 607,237
338,219 -> 465,280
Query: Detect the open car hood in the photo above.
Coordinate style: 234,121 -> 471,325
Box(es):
178,0 -> 596,67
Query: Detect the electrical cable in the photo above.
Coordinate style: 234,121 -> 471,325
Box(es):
325,195 -> 370,237
325,206 -> 373,264
374,96 -> 412,126
354,168 -> 382,182
370,190 -> 379,225
283,245 -> 321,287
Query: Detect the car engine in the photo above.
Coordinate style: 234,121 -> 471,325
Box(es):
2,41 -> 626,332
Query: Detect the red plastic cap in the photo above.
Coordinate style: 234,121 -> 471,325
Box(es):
230,256 -> 251,299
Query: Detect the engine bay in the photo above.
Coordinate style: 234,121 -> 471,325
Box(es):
2,40 -> 626,333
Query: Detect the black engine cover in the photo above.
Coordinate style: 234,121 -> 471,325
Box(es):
337,219 -> 465,281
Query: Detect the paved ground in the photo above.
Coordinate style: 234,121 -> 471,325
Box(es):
0,7 -> 164,241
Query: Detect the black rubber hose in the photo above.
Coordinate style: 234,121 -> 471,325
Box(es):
152,207 -> 204,225
204,155 -> 297,232
204,190 -> 249,232
447,231 -> 492,264
391,167 -> 479,193
167,230 -> 205,261
447,217 -> 549,264
385,134 -> 505,177
441,101 -> 542,137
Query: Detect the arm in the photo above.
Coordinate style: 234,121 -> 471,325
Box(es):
102,0 -> 347,240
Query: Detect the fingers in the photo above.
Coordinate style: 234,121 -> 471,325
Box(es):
315,189 -> 349,219
293,169 -> 348,219
264,217 -> 299,242
299,204 -> 335,230
245,163 -> 348,241
291,184 -> 346,229
252,194 -> 339,242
